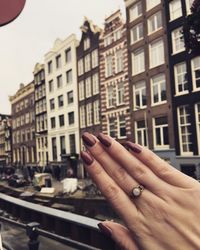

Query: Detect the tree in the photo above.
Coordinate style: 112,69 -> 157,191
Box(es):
183,0 -> 200,53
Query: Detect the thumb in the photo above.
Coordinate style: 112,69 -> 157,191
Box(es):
98,221 -> 138,250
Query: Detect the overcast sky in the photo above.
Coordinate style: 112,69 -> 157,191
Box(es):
0,0 -> 125,114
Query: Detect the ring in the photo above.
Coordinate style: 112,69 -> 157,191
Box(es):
131,185 -> 144,198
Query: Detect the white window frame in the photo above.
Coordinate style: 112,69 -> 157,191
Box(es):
107,85 -> 115,108
129,1 -> 142,22
84,54 -> 91,72
191,56 -> 200,91
151,74 -> 167,106
79,81 -> 84,101
118,116 -> 126,139
169,0 -> 182,21
174,62 -> 189,95
84,38 -> 90,50
153,116 -> 169,149
171,27 -> 185,54
86,103 -> 92,126
93,100 -> 100,125
135,120 -> 147,147
146,0 -> 161,11
85,77 -> 92,98
92,73 -> 99,95
195,103 -> 200,154
133,81 -> 147,109
106,55 -> 113,77
78,59 -> 84,76
177,105 -> 193,155
130,23 -> 143,44
91,49 -> 98,68
108,117 -> 116,138
115,49 -> 123,73
148,11 -> 162,35
80,105 -> 86,128
132,48 -> 145,76
117,82 -> 125,106
149,38 -> 164,68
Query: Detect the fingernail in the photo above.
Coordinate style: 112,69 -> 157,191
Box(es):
126,142 -> 142,153
80,151 -> 94,165
98,223 -> 112,237
82,132 -> 96,147
97,133 -> 112,147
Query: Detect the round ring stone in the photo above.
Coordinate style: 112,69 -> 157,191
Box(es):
132,185 -> 144,198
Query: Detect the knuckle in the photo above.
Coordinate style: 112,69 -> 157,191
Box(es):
133,164 -> 147,181
102,184 -> 120,202
113,167 -> 127,183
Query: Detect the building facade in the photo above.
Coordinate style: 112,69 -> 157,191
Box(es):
124,0 -> 177,167
44,34 -> 80,175
10,83 -> 36,166
77,17 -> 101,151
33,63 -> 48,167
99,10 -> 131,145
0,114 -> 12,166
165,0 -> 200,177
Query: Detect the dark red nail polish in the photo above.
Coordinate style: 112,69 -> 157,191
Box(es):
80,151 -> 94,165
82,132 -> 96,147
98,223 -> 112,237
126,142 -> 142,153
97,133 -> 112,147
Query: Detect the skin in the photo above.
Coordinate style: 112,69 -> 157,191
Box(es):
81,133 -> 200,250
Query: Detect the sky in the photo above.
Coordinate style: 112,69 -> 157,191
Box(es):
0,0 -> 125,114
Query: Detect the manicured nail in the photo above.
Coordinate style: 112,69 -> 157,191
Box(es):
82,132 -> 96,147
80,151 -> 94,165
97,133 -> 112,147
98,223 -> 112,237
126,142 -> 142,153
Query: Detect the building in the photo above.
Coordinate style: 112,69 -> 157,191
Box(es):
165,0 -> 200,177
124,0 -> 177,167
99,10 -> 131,145
44,34 -> 80,176
0,114 -> 12,166
33,63 -> 48,168
10,82 -> 36,166
77,17 -> 101,151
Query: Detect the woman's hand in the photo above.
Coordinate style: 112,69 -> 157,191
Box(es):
81,132 -> 200,250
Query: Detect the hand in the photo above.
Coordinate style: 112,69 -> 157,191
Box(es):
81,132 -> 200,250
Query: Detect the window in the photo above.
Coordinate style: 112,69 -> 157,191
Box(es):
58,95 -> 64,107
67,91 -> 73,104
48,61 -> 52,74
148,11 -> 162,34
66,69 -> 72,84
60,136 -> 66,155
109,117 -> 115,138
169,0 -> 182,21
86,103 -> 92,126
146,0 -> 160,10
117,82 -> 125,105
69,134 -> 76,154
78,59 -> 84,76
151,74 -> 166,105
68,112 -> 74,125
51,117 -> 56,129
92,49 -> 98,68
85,77 -> 92,98
115,50 -> 123,73
93,100 -> 100,124
191,56 -> 200,90
195,103 -> 200,154
49,80 -> 53,92
104,35 -> 112,46
113,30 -> 122,41
65,48 -> 71,63
57,75 -> 62,88
153,116 -> 169,148
80,106 -> 86,128
149,39 -> 164,68
135,120 -> 147,146
84,54 -> 91,72
50,98 -> 55,110
177,105 -> 193,155
132,48 -> 145,75
174,62 -> 188,95
84,38 -> 90,50
172,27 -> 185,54
52,137 -> 57,160
107,85 -> 115,108
79,81 -> 84,100
129,1 -> 142,22
59,115 -> 65,127
133,81 -> 146,109
130,23 -> 143,44
92,73 -> 99,95
118,116 -> 126,138
56,54 -> 61,68
106,55 -> 113,77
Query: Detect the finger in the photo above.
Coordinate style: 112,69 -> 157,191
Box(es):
126,142 -> 198,188
98,221 -> 139,250
80,151 -> 140,227
94,133 -> 170,196
82,133 -> 160,205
